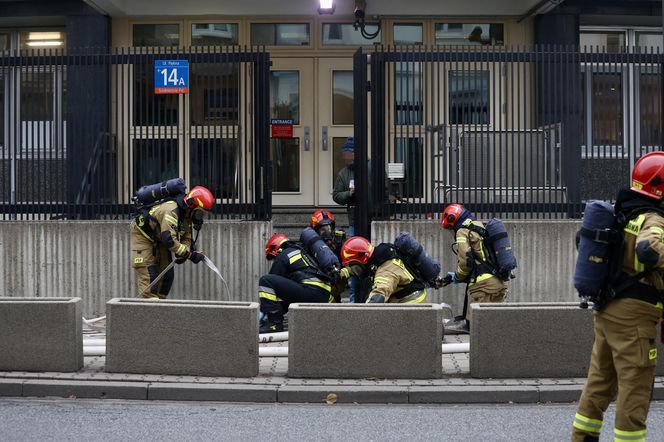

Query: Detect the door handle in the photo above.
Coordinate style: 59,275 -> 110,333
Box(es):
321,126 -> 328,151
304,126 -> 310,151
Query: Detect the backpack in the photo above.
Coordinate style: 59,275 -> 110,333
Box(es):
466,218 -> 517,281
574,200 -> 662,310
133,178 -> 187,209
393,232 -> 441,287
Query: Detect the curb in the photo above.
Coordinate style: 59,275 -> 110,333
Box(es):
0,379 -> 661,404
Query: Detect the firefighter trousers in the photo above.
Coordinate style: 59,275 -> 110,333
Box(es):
572,297 -> 662,442
130,224 -> 174,299
258,274 -> 331,321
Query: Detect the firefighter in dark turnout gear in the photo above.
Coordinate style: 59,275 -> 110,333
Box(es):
340,237 -> 428,304
259,234 -> 335,333
310,209 -> 352,302
572,152 -> 664,442
440,204 -> 507,330
130,186 -> 214,299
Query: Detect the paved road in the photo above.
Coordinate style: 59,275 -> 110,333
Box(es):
1,398 -> 663,441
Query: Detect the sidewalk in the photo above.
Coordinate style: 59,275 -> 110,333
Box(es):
1,335 -> 663,404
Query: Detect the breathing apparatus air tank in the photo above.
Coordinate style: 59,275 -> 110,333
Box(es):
574,200 -> 618,302
394,231 -> 441,285
134,178 -> 187,206
299,227 -> 340,275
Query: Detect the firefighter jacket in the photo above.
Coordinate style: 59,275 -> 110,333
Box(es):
269,246 -> 332,294
366,243 -> 427,303
454,219 -> 506,292
614,189 -> 664,305
133,200 -> 193,258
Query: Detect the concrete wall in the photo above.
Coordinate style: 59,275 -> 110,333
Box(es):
372,220 -> 579,315
0,221 -> 271,317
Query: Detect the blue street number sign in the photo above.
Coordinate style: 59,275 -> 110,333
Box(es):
154,60 -> 189,94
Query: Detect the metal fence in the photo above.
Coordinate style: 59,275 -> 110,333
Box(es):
353,45 -> 663,236
0,46 -> 271,220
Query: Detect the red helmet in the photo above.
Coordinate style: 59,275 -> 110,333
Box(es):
631,152 -> 664,200
441,204 -> 465,230
340,236 -> 374,265
185,186 -> 215,210
265,233 -> 289,258
310,209 -> 336,231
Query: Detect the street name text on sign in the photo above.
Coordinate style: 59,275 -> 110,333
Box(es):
154,60 -> 189,94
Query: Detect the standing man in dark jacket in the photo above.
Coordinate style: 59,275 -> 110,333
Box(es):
258,234 -> 335,333
572,151 -> 664,442
333,137 -> 356,235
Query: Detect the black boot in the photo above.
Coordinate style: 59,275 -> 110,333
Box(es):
259,311 -> 284,334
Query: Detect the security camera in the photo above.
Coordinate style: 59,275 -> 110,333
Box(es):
354,0 -> 366,20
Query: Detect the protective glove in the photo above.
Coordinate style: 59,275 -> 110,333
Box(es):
446,272 -> 459,285
175,257 -> 187,265
190,251 -> 205,264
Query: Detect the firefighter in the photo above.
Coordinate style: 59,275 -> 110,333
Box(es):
572,152 -> 664,442
259,234 -> 335,333
130,186 -> 214,299
339,236 -> 427,304
309,209 -> 355,302
440,204 -> 507,331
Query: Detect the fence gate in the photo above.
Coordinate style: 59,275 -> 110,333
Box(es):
0,46 -> 271,220
352,45 -> 663,237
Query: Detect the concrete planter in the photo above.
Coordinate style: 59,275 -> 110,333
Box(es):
288,303 -> 443,379
0,297 -> 83,372
106,298 -> 259,377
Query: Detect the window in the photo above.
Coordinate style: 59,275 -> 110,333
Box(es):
1,33 -> 11,51
192,23 -> 239,46
636,32 -> 663,52
190,63 -> 240,125
271,138 -> 300,192
395,138 -> 423,198
639,73 -> 660,147
332,137 -> 347,188
333,71 -> 353,125
251,23 -> 309,46
190,139 -> 238,199
21,72 -> 53,121
449,71 -> 489,125
591,73 -> 623,147
435,23 -> 503,45
580,32 -> 625,52
395,62 -> 422,125
322,23 -> 381,45
393,24 -> 422,45
132,24 -> 180,47
132,139 -> 179,190
133,63 -> 178,126
270,71 -> 299,124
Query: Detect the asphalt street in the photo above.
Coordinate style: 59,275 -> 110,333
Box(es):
1,398 -> 663,441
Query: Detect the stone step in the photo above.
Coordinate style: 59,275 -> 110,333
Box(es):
270,207 -> 350,239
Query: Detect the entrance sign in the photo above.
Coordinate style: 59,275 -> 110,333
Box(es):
154,60 -> 189,94
271,119 -> 294,138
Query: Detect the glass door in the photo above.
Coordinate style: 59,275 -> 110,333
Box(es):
270,58 -> 314,205
317,58 -> 354,206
